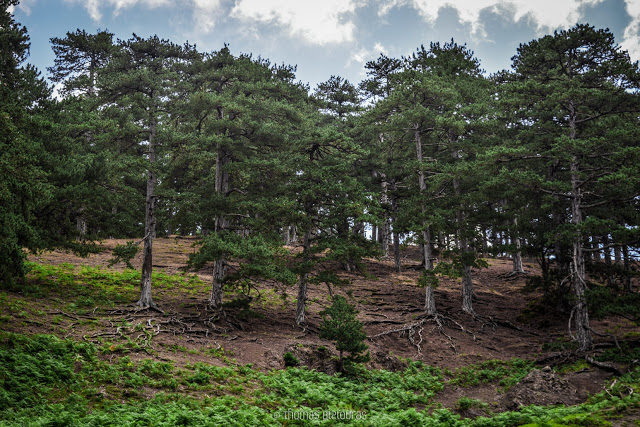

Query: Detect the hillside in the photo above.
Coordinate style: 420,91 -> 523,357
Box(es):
0,238 -> 638,425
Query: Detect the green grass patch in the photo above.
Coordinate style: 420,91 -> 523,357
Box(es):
447,358 -> 534,388
16,263 -> 207,311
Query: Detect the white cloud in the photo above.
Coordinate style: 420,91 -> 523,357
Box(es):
377,0 -> 640,63
64,0 -> 222,33
64,0 -> 172,21
622,0 -> 640,62
378,0 -> 605,37
192,0 -> 222,33
230,0 -> 364,45
15,0 -> 39,15
349,42 -> 387,66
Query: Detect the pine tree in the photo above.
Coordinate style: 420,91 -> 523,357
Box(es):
99,34 -> 198,310
319,295 -> 369,373
1,0 -> 55,285
285,111 -> 376,326
179,47 -> 309,309
499,25 -> 640,350
48,29 -> 114,97
366,41 -> 490,316
359,54 -> 404,261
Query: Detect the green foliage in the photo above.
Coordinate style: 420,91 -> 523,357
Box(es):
319,295 -> 370,373
449,359 -> 534,389
596,341 -> 640,364
542,338 -> 580,352
586,286 -> 640,321
418,269 -> 439,288
433,252 -> 489,280
108,241 -> 140,269
0,332 -> 96,409
1,333 -> 640,426
283,352 -> 300,368
0,2 -> 65,287
457,397 -> 489,412
190,232 -> 296,290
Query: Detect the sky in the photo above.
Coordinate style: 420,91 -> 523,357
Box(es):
10,0 -> 640,90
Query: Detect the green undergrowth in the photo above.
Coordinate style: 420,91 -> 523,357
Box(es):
587,285 -> 640,321
446,358 -> 534,389
1,333 -> 639,426
7,263 -> 206,308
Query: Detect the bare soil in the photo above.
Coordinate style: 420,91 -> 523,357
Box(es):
15,237 -> 637,414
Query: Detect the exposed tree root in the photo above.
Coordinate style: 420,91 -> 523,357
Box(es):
134,303 -> 165,314
502,271 -> 528,278
587,326 -> 621,350
369,309 -> 550,357
369,314 -> 460,356
585,355 -> 622,376
295,323 -> 320,339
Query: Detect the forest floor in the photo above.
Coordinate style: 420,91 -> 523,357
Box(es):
3,237 -> 638,423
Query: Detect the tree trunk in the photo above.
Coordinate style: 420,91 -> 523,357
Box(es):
569,100 -> 592,350
461,265 -> 474,314
353,221 -> 365,237
415,127 -> 437,316
591,236 -> 599,262
137,107 -> 158,310
602,235 -> 615,288
623,246 -> 632,293
512,217 -> 525,273
393,231 -> 401,273
296,230 -> 312,325
209,141 -> 230,310
614,245 -> 622,265
371,224 -> 377,242
452,174 -> 474,315
390,184 -> 401,272
380,176 -> 391,257
76,214 -> 87,236
481,228 -> 488,256
210,258 -> 226,309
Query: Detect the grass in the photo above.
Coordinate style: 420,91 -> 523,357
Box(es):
1,332 -> 639,426
447,358 -> 534,389
0,262 -> 208,314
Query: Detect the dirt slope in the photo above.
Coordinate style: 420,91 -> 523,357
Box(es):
17,237 -> 635,412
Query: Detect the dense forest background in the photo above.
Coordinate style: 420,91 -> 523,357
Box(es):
2,0 -> 640,353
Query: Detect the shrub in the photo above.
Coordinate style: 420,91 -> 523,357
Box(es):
283,352 -> 299,368
319,295 -> 370,373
